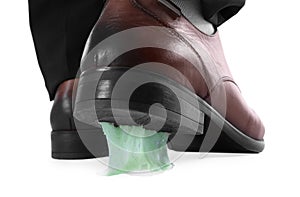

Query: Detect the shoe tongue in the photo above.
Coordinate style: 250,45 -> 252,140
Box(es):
167,0 -> 215,35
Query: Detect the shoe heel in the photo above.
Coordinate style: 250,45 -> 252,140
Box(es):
74,66 -> 205,135
51,120 -> 108,159
74,66 -> 264,153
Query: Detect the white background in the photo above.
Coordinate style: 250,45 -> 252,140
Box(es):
0,0 -> 299,196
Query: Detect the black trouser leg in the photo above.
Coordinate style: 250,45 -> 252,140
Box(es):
28,0 -> 105,100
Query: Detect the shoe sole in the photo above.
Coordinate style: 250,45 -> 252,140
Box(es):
72,66 -> 264,157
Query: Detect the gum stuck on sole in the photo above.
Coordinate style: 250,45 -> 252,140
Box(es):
100,122 -> 173,175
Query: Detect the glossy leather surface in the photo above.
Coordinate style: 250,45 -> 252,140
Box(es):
50,79 -> 76,131
82,0 -> 264,140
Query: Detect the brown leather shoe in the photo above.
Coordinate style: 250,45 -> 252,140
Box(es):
51,79 -> 108,159
74,0 -> 265,153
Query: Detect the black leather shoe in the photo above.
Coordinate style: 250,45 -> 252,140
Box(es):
50,79 -> 108,159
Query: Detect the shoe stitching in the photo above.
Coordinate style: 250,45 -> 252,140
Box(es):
205,76 -> 240,101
